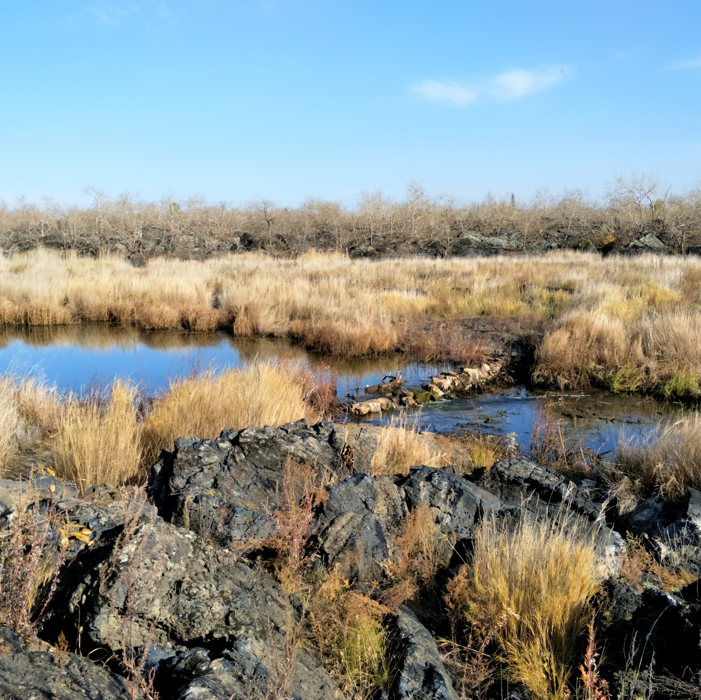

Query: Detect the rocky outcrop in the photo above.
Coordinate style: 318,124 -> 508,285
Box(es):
0,626 -> 131,700
149,419 -> 351,551
626,233 -> 667,252
391,607 -> 459,700
425,362 -> 502,395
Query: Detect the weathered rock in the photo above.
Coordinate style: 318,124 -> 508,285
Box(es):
149,420 -> 350,551
476,458 -> 624,571
318,474 -> 408,581
0,626 -> 131,700
150,641 -> 346,700
626,233 -> 667,252
349,397 -> 395,415
399,466 -> 501,562
424,362 -> 502,395
391,607 -> 459,700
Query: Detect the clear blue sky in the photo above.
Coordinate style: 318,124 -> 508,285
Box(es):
1,0 -> 700,206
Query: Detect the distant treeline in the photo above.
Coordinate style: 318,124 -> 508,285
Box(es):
2,176 -> 701,259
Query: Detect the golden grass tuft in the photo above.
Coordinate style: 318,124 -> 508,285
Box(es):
54,380 -> 143,494
141,361 -> 321,468
370,415 -> 445,476
445,511 -> 603,700
311,568 -> 391,699
615,414 -> 701,497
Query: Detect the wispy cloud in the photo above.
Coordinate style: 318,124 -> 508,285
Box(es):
412,81 -> 477,106
412,66 -> 569,107
667,54 -> 701,71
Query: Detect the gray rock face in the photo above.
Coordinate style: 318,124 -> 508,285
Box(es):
482,457 -> 606,521
626,233 -> 667,252
149,641 -> 345,700
400,466 -> 501,546
0,626 -> 131,700
319,474 -> 408,580
391,608 -> 459,700
150,420 -> 351,551
318,467 -> 501,581
52,509 -> 345,699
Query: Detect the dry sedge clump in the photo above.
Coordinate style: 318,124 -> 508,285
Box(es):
615,414 -> 701,496
54,380 -> 142,494
445,512 -> 603,700
371,415 -> 445,476
141,361 -> 321,468
310,568 -> 391,699
0,375 -> 61,472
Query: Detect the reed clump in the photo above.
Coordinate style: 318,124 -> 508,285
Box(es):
615,414 -> 701,497
54,380 -> 143,495
370,415 -> 446,476
445,511 -> 603,700
141,362 -> 320,468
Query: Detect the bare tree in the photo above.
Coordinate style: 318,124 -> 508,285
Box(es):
605,172 -> 669,234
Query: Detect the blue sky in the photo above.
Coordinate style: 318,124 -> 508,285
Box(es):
1,0 -> 700,206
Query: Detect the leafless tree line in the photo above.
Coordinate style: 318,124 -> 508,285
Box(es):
1,174 -> 700,257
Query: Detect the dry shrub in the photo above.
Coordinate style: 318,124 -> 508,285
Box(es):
371,415 -> 444,476
265,458 -> 320,594
618,536 -> 696,593
382,502 -> 442,608
446,511 -> 603,700
310,568 -> 391,699
142,361 -> 320,468
54,380 -> 142,494
615,414 -> 701,497
0,486 -> 68,640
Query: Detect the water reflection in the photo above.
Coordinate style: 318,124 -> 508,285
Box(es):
0,324 -> 684,455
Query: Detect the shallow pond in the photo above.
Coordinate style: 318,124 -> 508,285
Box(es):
0,325 -> 683,454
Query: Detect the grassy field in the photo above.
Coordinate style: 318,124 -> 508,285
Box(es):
1,249 -> 701,395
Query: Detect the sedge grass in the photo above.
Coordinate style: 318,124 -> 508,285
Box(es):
446,511 -> 603,700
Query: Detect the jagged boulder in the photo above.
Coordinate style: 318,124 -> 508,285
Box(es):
149,420 -> 352,551
0,626 -> 131,700
318,474 -> 408,581
390,607 -> 459,700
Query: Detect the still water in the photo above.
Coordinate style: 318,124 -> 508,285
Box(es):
0,325 -> 681,454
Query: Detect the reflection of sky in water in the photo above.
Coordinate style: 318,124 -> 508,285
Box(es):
0,325 -> 683,454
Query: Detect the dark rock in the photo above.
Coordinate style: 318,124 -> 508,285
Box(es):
149,420 -> 351,551
0,626 -> 131,700
480,457 -> 606,521
626,233 -> 667,252
399,466 -> 501,556
319,474 -> 407,581
391,607 -> 459,700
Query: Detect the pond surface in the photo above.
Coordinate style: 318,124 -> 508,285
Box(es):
0,325 -> 683,455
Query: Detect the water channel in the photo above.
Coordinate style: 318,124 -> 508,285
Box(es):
0,325 -> 682,455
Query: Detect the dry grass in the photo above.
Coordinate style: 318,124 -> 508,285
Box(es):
2,361 -> 322,492
614,414 -> 701,497
54,380 -> 143,495
0,375 -> 60,472
310,568 -> 391,699
445,511 -> 604,700
0,250 -> 700,386
370,415 -> 447,476
141,361 -> 320,467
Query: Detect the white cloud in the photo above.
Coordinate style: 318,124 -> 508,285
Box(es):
667,55 -> 701,71
412,81 -> 477,106
412,66 -> 569,107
